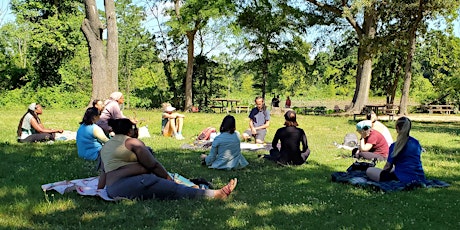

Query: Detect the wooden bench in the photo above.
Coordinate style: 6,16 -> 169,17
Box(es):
427,105 -> 454,114
235,105 -> 250,114
210,105 -> 224,113
384,104 -> 399,121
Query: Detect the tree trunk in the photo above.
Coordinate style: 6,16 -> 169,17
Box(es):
399,0 -> 425,115
81,0 -> 109,102
399,32 -> 416,115
185,30 -> 197,112
262,45 -> 269,100
105,0 -> 119,94
350,43 -> 373,112
348,9 -> 376,113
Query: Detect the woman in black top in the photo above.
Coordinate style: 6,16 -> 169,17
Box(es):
266,110 -> 310,165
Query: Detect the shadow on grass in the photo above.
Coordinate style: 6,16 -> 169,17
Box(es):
1,141 -> 459,229
411,122 -> 460,135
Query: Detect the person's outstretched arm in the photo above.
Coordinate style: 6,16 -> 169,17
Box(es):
125,138 -> 172,180
30,117 -> 63,133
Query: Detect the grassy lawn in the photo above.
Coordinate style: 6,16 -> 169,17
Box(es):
1,108 -> 459,229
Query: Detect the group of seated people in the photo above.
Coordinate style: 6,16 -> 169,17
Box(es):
17,94 -> 426,200
351,111 -> 425,184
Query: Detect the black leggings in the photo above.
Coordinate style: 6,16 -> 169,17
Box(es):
18,133 -> 55,143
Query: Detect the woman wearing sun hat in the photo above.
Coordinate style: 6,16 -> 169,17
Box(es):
161,102 -> 185,140
264,110 -> 310,165
354,120 -> 389,161
17,103 -> 64,143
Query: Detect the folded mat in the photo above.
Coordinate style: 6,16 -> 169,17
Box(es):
331,170 -> 450,192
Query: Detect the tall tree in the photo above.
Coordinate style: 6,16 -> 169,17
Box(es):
396,0 -> 460,115
11,0 -> 83,87
81,0 -> 119,102
149,0 -> 234,111
236,0 -> 305,99
303,0 -> 380,112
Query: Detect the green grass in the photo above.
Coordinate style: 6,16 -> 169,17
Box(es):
1,108 -> 460,229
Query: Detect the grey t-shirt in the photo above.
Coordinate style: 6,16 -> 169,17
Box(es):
249,107 -> 270,127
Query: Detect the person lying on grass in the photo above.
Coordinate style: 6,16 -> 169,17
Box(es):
17,103 -> 64,143
98,118 -> 237,200
200,115 -> 249,170
353,120 -> 389,161
366,117 -> 426,184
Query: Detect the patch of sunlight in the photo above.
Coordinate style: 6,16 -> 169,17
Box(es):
255,201 -> 274,216
33,198 -> 76,214
276,203 -> 314,214
81,211 -> 107,221
226,216 -> 249,228
254,226 -> 277,230
0,214 -> 34,229
0,186 -> 28,198
225,201 -> 250,210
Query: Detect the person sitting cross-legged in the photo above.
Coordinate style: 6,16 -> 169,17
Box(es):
353,120 -> 389,161
366,117 -> 426,184
17,103 -> 64,143
200,115 -> 249,170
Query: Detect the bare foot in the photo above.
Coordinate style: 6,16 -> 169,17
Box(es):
214,178 -> 237,200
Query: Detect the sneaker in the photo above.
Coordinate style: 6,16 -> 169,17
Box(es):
175,134 -> 185,140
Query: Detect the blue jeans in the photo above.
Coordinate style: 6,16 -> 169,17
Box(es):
106,174 -> 206,200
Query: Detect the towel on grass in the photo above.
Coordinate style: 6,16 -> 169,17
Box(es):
41,176 -> 116,201
331,170 -> 450,192
41,173 -> 204,201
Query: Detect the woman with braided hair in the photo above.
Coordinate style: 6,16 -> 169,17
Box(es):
17,103 -> 63,143
366,117 -> 426,184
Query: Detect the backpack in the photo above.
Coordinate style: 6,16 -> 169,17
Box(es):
343,133 -> 358,148
197,127 -> 216,140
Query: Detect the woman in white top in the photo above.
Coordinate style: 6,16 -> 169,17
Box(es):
17,103 -> 63,143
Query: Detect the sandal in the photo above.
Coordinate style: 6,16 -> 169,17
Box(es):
221,178 -> 237,197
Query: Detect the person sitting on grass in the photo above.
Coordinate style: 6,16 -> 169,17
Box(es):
92,99 -> 105,113
353,120 -> 389,161
97,118 -> 237,200
161,102 -> 185,140
366,117 -> 426,184
366,111 -> 393,146
200,115 -> 249,170
76,107 -> 109,161
242,96 -> 270,143
262,110 -> 310,165
97,92 -> 137,137
17,103 -> 64,143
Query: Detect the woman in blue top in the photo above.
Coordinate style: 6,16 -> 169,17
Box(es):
76,107 -> 110,160
366,117 -> 426,184
201,115 -> 249,170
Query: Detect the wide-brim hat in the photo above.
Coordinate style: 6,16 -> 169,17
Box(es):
165,105 -> 176,112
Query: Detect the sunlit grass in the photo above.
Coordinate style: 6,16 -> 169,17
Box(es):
0,108 -> 459,229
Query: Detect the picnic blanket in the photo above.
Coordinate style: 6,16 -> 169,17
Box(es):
41,176 -> 116,201
181,141 -> 273,151
41,173 -> 208,201
331,170 -> 450,192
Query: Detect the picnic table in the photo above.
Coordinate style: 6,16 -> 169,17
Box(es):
210,98 -> 241,113
365,104 -> 387,117
427,105 -> 454,114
